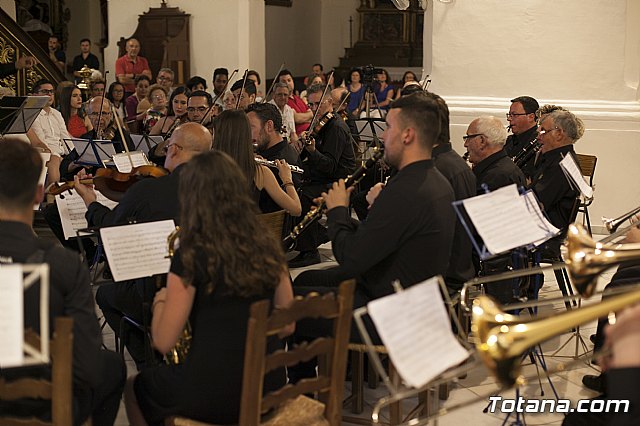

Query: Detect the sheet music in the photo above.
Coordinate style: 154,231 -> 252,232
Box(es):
56,190 -> 118,240
367,277 -> 469,389
462,184 -> 550,255
560,154 -> 593,198
100,220 -> 175,282
0,265 -> 24,368
112,151 -> 149,173
522,191 -> 560,246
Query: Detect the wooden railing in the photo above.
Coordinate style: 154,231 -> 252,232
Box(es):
0,7 -> 65,96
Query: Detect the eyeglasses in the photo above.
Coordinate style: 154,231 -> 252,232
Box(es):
538,127 -> 560,137
157,76 -> 173,82
37,89 -> 54,95
506,112 -> 530,119
162,142 -> 184,154
89,111 -> 112,117
187,106 -> 209,113
462,133 -> 483,141
152,95 -> 166,100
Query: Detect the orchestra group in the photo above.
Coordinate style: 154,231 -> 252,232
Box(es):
1,36 -> 639,425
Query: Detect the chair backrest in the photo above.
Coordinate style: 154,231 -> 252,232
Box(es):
239,280 -> 356,426
575,153 -> 597,187
257,210 -> 286,241
0,317 -> 74,426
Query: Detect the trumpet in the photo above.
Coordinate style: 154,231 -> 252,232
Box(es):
600,206 -> 640,244
254,157 -> 304,174
163,226 -> 192,365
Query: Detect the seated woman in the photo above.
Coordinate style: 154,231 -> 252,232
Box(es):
394,70 -> 418,100
106,81 -> 127,127
125,75 -> 151,133
59,84 -> 91,137
142,84 -> 168,134
149,86 -> 190,137
300,74 -> 324,105
374,69 -> 394,113
212,110 -> 302,216
124,150 -> 294,425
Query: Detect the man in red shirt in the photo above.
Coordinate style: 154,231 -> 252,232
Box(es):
277,69 -> 312,135
115,38 -> 152,97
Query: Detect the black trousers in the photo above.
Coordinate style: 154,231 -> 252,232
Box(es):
293,183 -> 330,252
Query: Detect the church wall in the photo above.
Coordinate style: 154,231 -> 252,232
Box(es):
65,0 -> 102,70
105,0 -> 265,91
426,0 -> 640,232
0,0 -> 16,19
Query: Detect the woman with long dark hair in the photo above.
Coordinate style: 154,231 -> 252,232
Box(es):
212,109 -> 301,216
124,150 -> 294,425
59,84 -> 91,137
149,86 -> 190,136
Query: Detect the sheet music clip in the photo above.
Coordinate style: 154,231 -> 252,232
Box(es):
0,96 -> 48,135
0,264 -> 51,368
453,184 -> 559,261
63,138 -> 117,167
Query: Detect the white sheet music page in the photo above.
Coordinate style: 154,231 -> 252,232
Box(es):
100,220 -> 175,282
112,151 -> 149,173
0,265 -> 24,367
462,184 -> 549,255
560,155 -> 593,198
522,191 -> 560,246
367,277 -> 468,389
56,190 -> 118,240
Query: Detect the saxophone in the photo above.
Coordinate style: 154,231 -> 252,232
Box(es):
164,226 -> 192,365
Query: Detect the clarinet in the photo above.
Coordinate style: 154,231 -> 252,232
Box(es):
283,147 -> 384,249
512,138 -> 542,168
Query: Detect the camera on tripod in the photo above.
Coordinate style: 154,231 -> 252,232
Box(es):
356,64 -> 384,87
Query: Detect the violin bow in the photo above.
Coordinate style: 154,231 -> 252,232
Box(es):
112,103 -> 136,170
234,69 -> 250,110
262,61 -> 285,104
95,70 -> 109,140
198,68 -> 239,127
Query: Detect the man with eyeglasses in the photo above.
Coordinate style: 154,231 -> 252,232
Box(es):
156,68 -> 174,95
504,96 -> 539,178
229,79 -> 257,110
29,79 -> 71,184
268,82 -> 299,150
288,83 -> 356,268
72,122 -> 212,368
186,90 -> 215,132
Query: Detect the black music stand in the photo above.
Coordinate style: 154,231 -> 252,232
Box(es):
0,96 -> 48,135
63,138 -> 117,167
131,134 -> 163,157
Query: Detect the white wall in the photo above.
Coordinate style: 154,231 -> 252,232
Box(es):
105,0 -> 265,88
265,0 -> 359,78
65,0 -> 102,73
0,0 -> 16,19
426,0 -> 640,232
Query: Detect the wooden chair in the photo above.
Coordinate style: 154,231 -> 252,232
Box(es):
0,317 -> 74,426
257,210 -> 286,241
167,279 -> 356,426
575,154 -> 598,236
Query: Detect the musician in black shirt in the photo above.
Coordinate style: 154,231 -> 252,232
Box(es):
504,96 -> 539,178
290,94 -> 456,382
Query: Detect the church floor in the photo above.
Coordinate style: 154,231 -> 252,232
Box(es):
91,238 -> 607,425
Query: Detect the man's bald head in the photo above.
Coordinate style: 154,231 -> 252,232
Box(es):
331,87 -> 348,111
87,96 -> 112,113
164,122 -> 212,171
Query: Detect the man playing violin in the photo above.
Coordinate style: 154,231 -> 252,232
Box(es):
288,83 -> 356,268
73,122 -> 212,368
186,90 -> 215,133
229,79 -> 257,110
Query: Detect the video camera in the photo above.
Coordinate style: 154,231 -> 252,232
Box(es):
356,64 -> 384,86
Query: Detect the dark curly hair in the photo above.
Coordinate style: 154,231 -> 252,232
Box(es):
178,150 -> 285,297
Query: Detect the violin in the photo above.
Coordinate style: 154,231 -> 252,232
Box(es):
47,165 -> 169,202
301,111 -> 337,146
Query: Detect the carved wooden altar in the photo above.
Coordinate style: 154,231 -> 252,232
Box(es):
117,2 -> 190,85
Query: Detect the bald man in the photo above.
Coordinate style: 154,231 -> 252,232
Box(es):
74,122 -> 212,367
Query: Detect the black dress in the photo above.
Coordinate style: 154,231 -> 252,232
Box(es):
134,251 -> 285,425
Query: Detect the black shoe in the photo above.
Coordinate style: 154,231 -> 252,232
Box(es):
590,333 -> 596,344
288,250 -> 321,268
582,374 -> 606,393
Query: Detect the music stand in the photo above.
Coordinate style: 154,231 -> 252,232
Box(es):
130,134 -> 163,157
64,138 -> 117,167
0,96 -> 48,135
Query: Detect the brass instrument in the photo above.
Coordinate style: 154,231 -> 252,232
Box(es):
283,147 -> 384,248
254,157 -> 304,174
163,226 -> 192,365
599,206 -> 640,243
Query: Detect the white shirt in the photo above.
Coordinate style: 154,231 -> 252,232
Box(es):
30,108 -> 71,156
269,100 -> 296,139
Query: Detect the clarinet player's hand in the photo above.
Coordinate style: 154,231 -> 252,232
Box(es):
322,179 -> 353,211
